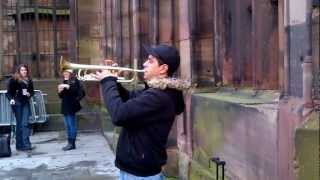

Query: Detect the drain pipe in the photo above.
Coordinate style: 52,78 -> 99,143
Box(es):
302,55 -> 313,106
302,0 -> 314,106
0,2 -> 2,80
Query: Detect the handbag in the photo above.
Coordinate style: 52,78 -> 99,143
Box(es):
0,126 -> 11,158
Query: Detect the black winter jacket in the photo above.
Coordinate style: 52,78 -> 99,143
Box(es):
58,78 -> 82,115
7,77 -> 34,105
100,76 -> 187,177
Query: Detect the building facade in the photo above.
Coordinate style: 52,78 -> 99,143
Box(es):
0,0 -> 319,180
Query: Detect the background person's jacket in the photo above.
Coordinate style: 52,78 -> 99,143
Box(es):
58,78 -> 82,115
100,76 -> 189,177
7,77 -> 34,105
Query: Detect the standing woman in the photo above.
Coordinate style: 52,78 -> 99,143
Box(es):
7,64 -> 35,151
58,68 -> 83,151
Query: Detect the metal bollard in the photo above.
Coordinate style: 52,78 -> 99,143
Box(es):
210,157 -> 226,180
218,160 -> 226,180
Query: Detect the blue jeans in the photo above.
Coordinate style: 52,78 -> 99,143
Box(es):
120,171 -> 165,180
64,114 -> 77,139
12,103 -> 32,150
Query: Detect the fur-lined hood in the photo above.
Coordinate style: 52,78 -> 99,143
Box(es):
146,77 -> 187,115
146,78 -> 191,90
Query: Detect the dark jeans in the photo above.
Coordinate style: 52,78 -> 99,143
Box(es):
12,102 -> 32,150
120,171 -> 165,180
64,114 -> 77,139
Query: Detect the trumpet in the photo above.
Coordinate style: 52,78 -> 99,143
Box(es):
60,57 -> 144,83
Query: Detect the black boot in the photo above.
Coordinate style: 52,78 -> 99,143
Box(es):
62,139 -> 76,151
71,138 -> 76,149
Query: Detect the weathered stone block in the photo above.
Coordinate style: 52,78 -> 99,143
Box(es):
295,111 -> 320,180
188,90 -> 279,180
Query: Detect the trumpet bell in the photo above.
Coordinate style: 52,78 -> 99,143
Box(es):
60,57 -> 72,72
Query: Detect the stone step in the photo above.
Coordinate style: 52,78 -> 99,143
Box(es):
45,101 -> 109,116
33,79 -> 60,102
45,101 -> 61,114
35,112 -> 104,132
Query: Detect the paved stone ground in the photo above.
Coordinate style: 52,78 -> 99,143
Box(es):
0,132 -> 119,180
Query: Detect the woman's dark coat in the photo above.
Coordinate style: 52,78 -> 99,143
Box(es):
58,78 -> 82,115
7,78 -> 34,104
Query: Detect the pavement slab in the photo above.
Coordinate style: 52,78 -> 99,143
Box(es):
0,132 -> 119,180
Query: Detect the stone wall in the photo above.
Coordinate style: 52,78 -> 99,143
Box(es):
187,90 -> 280,180
312,8 -> 320,99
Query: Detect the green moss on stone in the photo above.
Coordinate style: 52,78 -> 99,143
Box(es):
302,112 -> 320,130
295,127 -> 319,180
194,89 -> 279,105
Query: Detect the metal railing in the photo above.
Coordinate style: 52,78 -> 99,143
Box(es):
0,91 -> 15,126
0,90 -> 48,126
29,90 -> 48,123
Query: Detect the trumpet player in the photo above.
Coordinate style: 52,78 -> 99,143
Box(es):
94,44 -> 190,180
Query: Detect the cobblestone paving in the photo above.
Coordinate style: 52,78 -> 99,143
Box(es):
0,132 -> 119,180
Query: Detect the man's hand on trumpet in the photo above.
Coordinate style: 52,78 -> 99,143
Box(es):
93,59 -> 119,81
